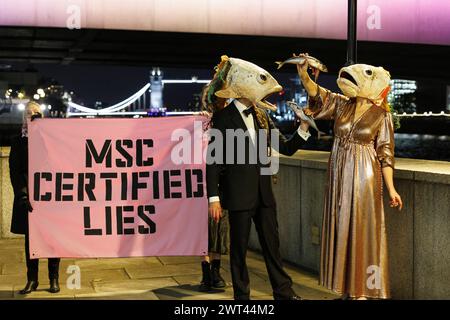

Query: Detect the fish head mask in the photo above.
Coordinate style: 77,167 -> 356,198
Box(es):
213,57 -> 282,111
337,64 -> 391,106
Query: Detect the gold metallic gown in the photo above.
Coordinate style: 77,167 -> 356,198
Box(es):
312,90 -> 395,299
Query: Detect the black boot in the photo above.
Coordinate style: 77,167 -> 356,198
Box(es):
199,261 -> 212,292
49,276 -> 60,293
211,259 -> 226,288
19,280 -> 39,294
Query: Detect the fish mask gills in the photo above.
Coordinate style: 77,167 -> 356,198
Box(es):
214,57 -> 282,111
337,64 -> 391,106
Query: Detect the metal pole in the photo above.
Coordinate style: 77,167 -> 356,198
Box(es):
347,0 -> 357,65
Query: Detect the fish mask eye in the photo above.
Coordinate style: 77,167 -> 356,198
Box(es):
259,74 -> 267,82
365,69 -> 373,76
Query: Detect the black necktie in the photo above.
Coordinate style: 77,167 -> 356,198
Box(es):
243,107 -> 254,117
243,107 -> 259,128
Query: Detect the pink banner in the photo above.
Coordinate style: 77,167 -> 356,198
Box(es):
28,116 -> 209,258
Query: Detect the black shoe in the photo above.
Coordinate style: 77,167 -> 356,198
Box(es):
49,277 -> 60,293
19,280 -> 39,294
274,293 -> 303,300
211,259 -> 226,288
199,261 -> 212,292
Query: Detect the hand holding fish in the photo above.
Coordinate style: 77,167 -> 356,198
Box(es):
294,53 -> 309,75
299,119 -> 310,132
303,108 -> 314,116
276,52 -> 327,75
286,101 -> 325,139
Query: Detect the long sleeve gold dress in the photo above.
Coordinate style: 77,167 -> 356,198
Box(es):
312,89 -> 395,299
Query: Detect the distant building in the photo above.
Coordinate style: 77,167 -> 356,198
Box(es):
0,70 -> 39,124
447,85 -> 450,111
388,79 -> 417,113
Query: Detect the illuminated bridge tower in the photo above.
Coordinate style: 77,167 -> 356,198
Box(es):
150,67 -> 163,110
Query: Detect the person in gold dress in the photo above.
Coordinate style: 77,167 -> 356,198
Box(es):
297,55 -> 403,299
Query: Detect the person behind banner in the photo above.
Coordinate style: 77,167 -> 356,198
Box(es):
204,56 -> 311,300
198,208 -> 229,292
9,101 -> 61,295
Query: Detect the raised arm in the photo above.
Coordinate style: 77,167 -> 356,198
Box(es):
296,55 -> 348,121
296,57 -> 327,101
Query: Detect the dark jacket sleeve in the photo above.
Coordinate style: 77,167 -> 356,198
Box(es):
206,112 -> 226,198
267,115 -> 306,156
9,137 -> 28,199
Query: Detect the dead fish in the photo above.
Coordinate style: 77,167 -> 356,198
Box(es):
286,101 -> 325,139
275,55 -> 328,72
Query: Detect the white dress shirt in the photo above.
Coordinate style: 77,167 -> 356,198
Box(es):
209,100 -> 310,203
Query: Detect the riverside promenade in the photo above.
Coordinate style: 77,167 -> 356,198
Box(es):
0,238 -> 337,300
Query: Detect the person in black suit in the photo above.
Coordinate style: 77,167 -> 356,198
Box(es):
9,101 -> 61,294
206,97 -> 310,300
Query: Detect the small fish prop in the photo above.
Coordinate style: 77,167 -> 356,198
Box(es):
276,54 -> 328,82
286,101 -> 325,139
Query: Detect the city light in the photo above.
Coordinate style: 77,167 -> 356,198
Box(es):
37,88 -> 45,98
48,105 -> 52,110
40,104 -> 47,111
33,94 -> 40,100
162,79 -> 210,84
17,103 -> 25,111
394,111 -> 450,117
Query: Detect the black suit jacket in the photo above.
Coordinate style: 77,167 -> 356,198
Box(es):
206,102 -> 306,211
9,134 -> 29,234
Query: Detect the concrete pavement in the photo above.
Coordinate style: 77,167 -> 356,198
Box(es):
0,239 -> 338,300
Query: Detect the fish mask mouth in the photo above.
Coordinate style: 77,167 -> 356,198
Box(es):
337,69 -> 359,97
256,85 -> 283,111
339,71 -> 358,86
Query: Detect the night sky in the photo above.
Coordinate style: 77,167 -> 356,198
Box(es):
35,63 -> 339,109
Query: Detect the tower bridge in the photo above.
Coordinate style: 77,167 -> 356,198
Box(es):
67,67 -> 210,117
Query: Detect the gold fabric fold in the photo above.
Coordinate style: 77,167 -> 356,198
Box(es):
317,90 -> 395,299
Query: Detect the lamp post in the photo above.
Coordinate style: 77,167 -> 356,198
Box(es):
346,0 -> 357,65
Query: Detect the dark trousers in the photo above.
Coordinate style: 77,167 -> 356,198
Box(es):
24,232 -> 60,281
228,191 -> 294,300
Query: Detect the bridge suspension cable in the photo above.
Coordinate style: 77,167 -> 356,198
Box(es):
68,83 -> 150,115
